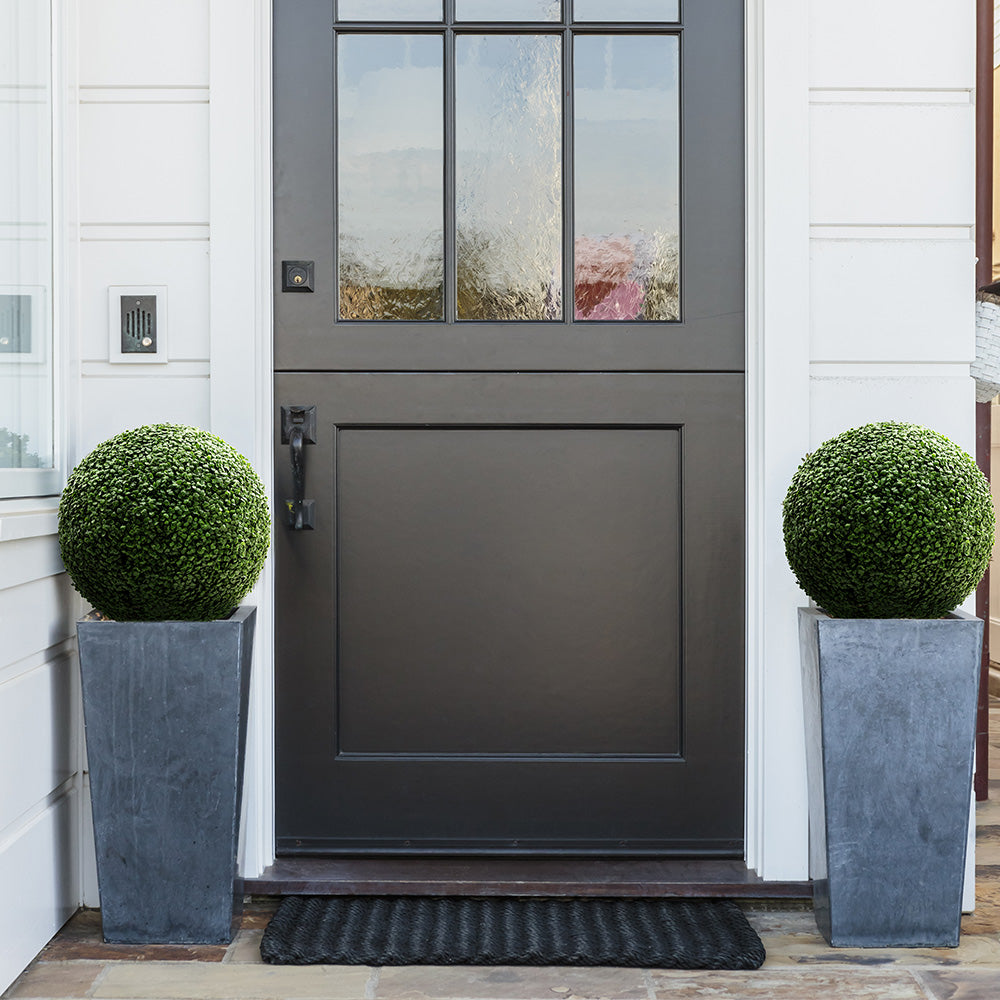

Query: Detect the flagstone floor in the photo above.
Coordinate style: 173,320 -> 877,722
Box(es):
7,704 -> 1000,1000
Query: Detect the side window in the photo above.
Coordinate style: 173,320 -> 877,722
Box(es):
0,0 -> 59,498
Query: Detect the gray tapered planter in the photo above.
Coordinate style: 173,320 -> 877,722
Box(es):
799,607 -> 982,948
78,606 -> 256,944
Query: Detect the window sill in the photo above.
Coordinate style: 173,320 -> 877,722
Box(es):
0,498 -> 60,541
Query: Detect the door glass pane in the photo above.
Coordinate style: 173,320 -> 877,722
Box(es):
0,0 -> 54,473
574,0 -> 679,21
456,35 -> 561,321
338,0 -> 443,21
456,0 -> 560,20
574,35 -> 679,322
337,35 -> 444,321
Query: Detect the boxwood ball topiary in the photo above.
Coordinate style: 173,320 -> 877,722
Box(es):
58,424 -> 270,621
783,422 -> 994,619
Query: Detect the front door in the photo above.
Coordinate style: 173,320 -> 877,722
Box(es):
273,0 -> 745,856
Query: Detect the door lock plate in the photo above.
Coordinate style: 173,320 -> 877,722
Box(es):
281,260 -> 315,292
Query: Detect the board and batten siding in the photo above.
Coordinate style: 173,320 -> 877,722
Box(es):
0,506 -> 81,991
808,0 -> 977,454
77,0 -> 210,455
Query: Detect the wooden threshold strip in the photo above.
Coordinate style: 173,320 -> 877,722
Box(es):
247,858 -> 812,899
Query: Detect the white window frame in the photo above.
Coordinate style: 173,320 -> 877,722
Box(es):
0,0 -> 73,503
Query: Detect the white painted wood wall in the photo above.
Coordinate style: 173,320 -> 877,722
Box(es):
808,2 -> 976,455
0,507 -> 81,991
0,0 -> 983,990
77,0 -> 211,451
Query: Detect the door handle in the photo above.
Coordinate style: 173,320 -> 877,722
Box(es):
280,405 -> 317,530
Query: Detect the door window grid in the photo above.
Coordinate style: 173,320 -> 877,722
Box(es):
333,6 -> 681,324
334,2 -> 682,23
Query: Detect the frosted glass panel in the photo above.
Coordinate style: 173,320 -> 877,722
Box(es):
338,35 -> 444,320
338,0 -> 443,20
456,35 -> 561,321
0,0 -> 54,473
575,1 -> 679,21
574,35 -> 679,322
457,1 -> 560,20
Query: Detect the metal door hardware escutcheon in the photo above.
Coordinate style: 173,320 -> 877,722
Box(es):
281,405 -> 317,530
281,260 -> 315,292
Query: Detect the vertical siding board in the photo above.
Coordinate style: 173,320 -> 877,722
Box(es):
0,793 -> 81,992
0,654 -> 78,834
0,529 -> 82,994
0,574 -> 75,668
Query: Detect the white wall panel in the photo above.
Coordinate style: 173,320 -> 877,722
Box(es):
79,0 -> 208,87
0,792 -> 80,994
810,103 -> 974,226
0,535 -> 63,591
810,238 -> 976,363
0,575 -> 75,669
809,0 -> 974,90
79,104 -> 209,224
80,240 -> 210,361
0,0 -> 48,87
809,375 -> 976,453
79,376 -> 210,453
0,655 -> 77,833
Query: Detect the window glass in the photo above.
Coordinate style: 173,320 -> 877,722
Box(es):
574,34 -> 679,321
456,1 -> 561,20
338,0 -> 443,21
0,0 -> 55,487
337,35 -> 444,320
574,0 -> 679,21
456,35 -> 562,320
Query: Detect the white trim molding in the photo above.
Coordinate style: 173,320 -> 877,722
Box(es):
208,0 -> 813,881
743,0 -> 811,880
208,0 -> 275,878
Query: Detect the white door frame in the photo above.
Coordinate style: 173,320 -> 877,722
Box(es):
208,0 -> 813,881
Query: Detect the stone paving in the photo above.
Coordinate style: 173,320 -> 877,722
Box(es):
7,706 -> 1000,1000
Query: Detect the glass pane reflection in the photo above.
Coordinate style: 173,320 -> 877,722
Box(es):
0,0 -> 54,470
574,0 -> 679,21
456,35 -> 562,321
338,0 -> 443,21
574,35 -> 679,321
456,0 -> 560,20
337,35 -> 444,320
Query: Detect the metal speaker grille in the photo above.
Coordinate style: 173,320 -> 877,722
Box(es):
120,295 -> 157,354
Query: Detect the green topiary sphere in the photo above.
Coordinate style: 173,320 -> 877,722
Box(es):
783,422 -> 995,619
58,424 -> 271,622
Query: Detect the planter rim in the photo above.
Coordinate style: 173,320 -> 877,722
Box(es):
800,606 -> 980,625
77,604 -> 256,626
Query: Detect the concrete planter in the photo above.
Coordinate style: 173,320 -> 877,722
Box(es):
78,607 -> 256,944
798,607 -> 982,947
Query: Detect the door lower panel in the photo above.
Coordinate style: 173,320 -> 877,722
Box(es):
275,373 -> 744,855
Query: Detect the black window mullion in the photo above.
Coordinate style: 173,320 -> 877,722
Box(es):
444,20 -> 457,322
332,31 -> 341,322
562,24 -> 573,325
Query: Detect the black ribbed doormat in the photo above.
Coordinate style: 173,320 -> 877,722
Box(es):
259,896 -> 766,969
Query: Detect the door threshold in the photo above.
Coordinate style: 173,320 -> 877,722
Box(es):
246,857 -> 812,899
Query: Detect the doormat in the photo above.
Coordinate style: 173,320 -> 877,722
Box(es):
259,896 -> 766,969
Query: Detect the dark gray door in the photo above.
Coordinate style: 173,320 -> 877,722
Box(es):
274,0 -> 745,856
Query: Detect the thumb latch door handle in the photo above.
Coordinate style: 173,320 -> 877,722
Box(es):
280,405 -> 317,530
